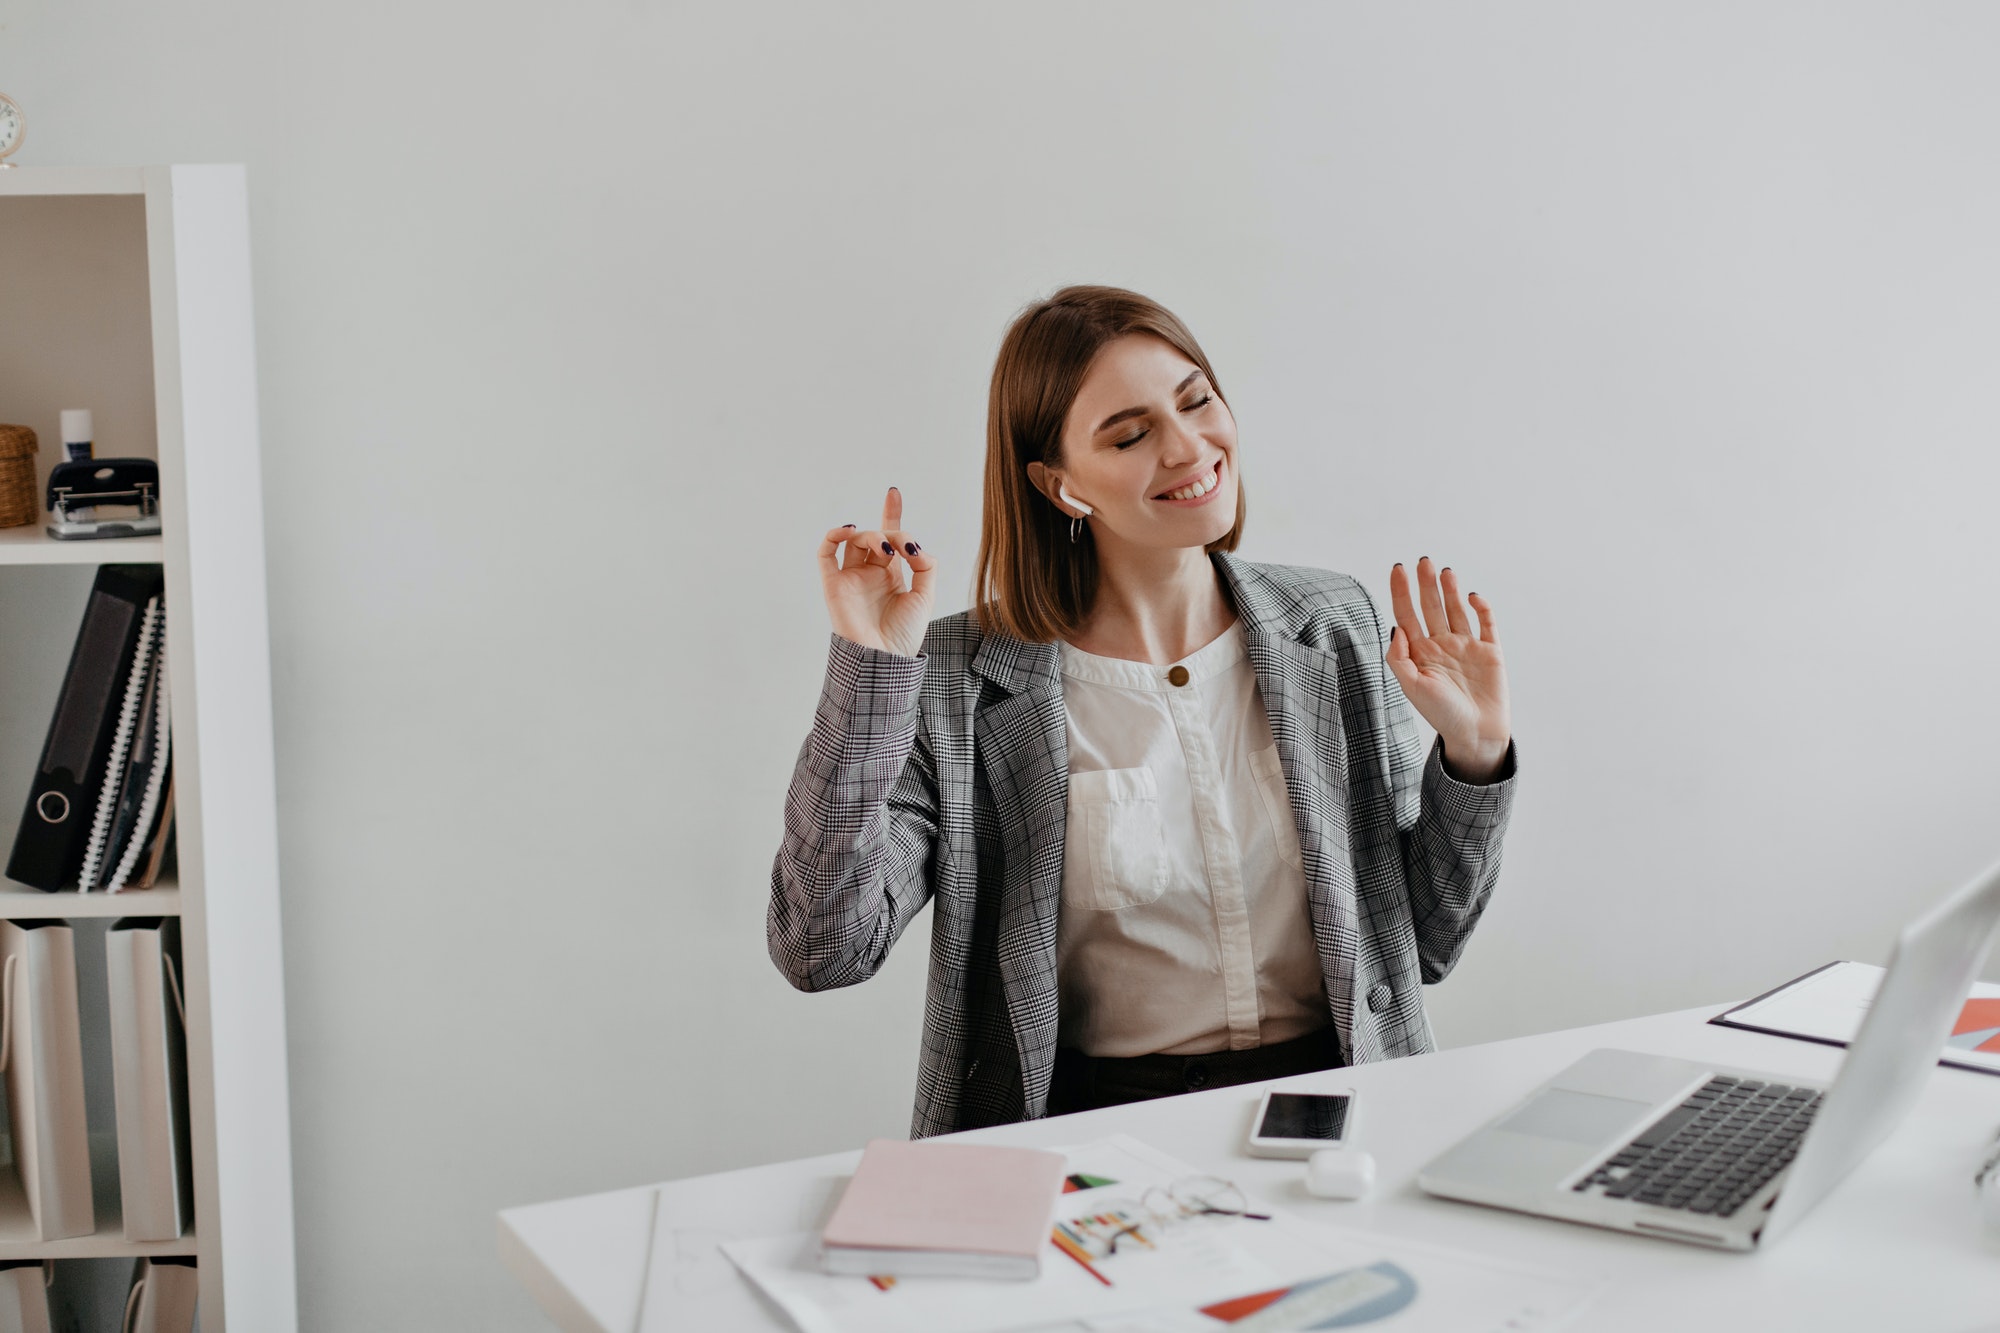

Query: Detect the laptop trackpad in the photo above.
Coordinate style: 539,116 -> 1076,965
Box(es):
1497,1089 -> 1655,1145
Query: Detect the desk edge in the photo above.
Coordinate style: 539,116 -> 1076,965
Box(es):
499,1211 -> 612,1333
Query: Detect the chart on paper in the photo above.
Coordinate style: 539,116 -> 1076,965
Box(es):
719,1134 -> 1598,1333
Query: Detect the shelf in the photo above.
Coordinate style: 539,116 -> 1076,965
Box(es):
0,526 -> 162,566
0,164 -> 294,1327
0,880 -> 180,918
0,167 -> 148,198
0,1220 -> 196,1262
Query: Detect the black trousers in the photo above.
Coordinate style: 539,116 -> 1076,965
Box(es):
1047,1026 -> 1345,1116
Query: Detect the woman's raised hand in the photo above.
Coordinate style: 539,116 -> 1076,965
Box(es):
819,486 -> 937,659
1386,557 -> 1512,784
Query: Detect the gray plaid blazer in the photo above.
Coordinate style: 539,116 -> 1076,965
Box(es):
769,552 -> 1517,1139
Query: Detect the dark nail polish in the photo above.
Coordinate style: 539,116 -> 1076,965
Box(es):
843,523 -> 856,528
881,541 -> 894,554
1443,566 -> 1452,574
1394,562 -> 1403,570
1388,627 -> 1396,640
904,542 -> 919,555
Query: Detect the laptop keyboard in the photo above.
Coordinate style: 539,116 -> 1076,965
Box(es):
1570,1075 -> 1823,1218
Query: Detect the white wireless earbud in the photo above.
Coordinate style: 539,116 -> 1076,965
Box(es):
1058,483 -> 1093,517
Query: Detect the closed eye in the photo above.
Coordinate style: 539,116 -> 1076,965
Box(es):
1112,396 -> 1200,448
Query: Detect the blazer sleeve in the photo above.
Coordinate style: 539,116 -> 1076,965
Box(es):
767,632 -> 941,991
1363,597 -> 1519,984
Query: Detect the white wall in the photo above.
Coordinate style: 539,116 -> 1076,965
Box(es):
8,3 -> 2000,1328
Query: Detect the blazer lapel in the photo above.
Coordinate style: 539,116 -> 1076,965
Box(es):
1216,555 -> 1361,1057
971,632 -> 1066,1114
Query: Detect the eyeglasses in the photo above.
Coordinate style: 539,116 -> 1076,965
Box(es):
1059,1175 -> 1272,1260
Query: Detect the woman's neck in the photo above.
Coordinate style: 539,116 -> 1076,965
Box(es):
1066,540 -> 1236,665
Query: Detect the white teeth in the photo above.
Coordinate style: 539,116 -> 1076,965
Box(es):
1162,465 -> 1219,501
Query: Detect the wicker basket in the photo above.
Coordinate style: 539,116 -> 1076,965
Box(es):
0,424 -> 37,529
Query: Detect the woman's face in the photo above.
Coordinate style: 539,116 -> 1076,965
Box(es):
1045,333 -> 1239,553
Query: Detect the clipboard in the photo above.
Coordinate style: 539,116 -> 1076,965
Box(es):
1709,959 -> 2000,1079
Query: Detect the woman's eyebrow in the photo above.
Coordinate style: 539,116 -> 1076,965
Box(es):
1094,369 -> 1205,434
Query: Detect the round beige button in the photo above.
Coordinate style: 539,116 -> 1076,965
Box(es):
1167,665 -> 1190,687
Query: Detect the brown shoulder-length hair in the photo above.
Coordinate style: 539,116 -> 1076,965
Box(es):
972,285 -> 1245,643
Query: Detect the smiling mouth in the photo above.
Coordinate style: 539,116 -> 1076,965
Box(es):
1155,461 -> 1221,501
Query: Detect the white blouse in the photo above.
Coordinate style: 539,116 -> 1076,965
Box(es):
1055,619 -> 1329,1058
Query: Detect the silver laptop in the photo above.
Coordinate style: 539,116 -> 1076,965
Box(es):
1418,858 -> 2000,1251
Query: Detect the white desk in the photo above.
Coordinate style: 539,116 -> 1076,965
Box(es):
499,1006 -> 2000,1332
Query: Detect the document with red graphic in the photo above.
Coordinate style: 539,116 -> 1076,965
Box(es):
721,1135 -> 1598,1333
1712,960 -> 2000,1076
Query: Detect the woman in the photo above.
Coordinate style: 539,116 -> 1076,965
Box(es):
770,285 -> 1516,1139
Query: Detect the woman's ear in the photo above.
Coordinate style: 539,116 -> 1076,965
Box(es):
1025,460 -> 1076,518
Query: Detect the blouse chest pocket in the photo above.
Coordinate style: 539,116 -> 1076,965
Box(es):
1251,743 -> 1305,871
1063,768 -> 1169,912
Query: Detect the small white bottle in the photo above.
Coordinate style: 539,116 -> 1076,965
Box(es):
60,408 -> 93,462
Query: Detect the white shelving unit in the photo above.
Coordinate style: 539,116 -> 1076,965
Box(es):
0,167 -> 295,1329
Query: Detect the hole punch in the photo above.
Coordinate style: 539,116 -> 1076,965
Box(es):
44,457 -> 162,541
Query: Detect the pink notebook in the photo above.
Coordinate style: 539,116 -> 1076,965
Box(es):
819,1139 -> 1067,1280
